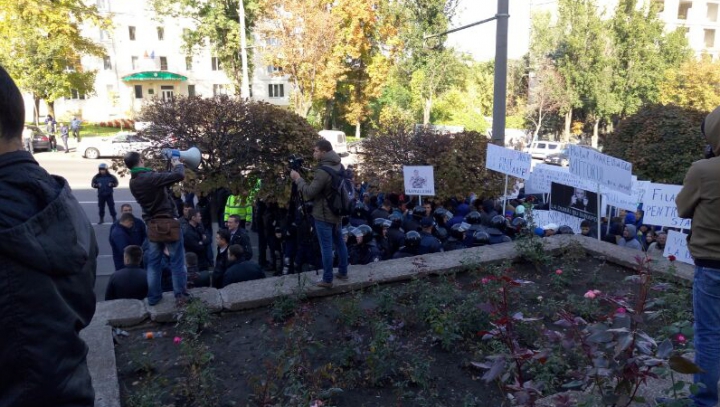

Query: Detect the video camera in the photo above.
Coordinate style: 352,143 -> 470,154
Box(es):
288,154 -> 305,172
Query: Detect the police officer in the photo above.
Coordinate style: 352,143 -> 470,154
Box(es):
471,231 -> 491,248
418,217 -> 443,254
463,210 -> 484,246
349,224 -> 382,265
403,205 -> 425,233
350,200 -> 370,227
487,215 -> 512,245
372,218 -> 393,260
91,162 -> 118,224
392,231 -> 422,259
444,223 -> 469,252
387,213 -> 405,255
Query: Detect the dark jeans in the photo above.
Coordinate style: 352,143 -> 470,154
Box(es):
49,136 -> 56,150
693,265 -> 720,406
258,228 -> 268,266
98,194 -> 117,219
315,220 -> 348,283
72,128 -> 80,140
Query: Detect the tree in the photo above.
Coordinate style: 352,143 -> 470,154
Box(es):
659,55 -> 720,112
151,0 -> 263,94
409,50 -> 468,125
0,0 -> 109,120
603,104 -> 705,184
121,95 -> 318,198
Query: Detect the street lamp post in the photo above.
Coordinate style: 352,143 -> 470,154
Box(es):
239,0 -> 250,100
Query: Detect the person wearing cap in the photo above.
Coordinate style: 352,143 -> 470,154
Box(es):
91,162 -> 118,224
542,223 -> 558,237
676,105 -> 720,407
418,217 -> 442,254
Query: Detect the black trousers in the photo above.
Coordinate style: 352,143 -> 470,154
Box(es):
98,194 -> 117,219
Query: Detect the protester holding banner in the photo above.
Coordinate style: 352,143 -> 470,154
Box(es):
675,105 -> 720,407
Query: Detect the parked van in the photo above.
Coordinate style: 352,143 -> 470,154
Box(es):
318,130 -> 348,156
523,140 -> 565,160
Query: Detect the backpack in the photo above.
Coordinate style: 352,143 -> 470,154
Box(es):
319,165 -> 355,217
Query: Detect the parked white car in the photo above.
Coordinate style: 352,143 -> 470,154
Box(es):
318,130 -> 348,156
78,132 -> 153,159
523,140 -> 565,160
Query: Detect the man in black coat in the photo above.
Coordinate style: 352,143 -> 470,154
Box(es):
222,244 -> 266,287
213,229 -> 231,288
182,209 -> 211,270
105,245 -> 148,301
0,65 -> 98,407
91,162 -> 119,224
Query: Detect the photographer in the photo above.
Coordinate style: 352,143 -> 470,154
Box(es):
676,106 -> 720,407
290,139 -> 349,288
124,151 -> 189,307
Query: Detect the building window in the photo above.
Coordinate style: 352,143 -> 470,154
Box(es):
213,84 -> 228,96
103,56 -> 112,70
185,56 -> 193,71
70,89 -> 86,100
129,26 -> 136,41
678,1 -> 692,19
157,27 -> 164,41
134,85 -> 143,99
160,56 -> 168,70
188,84 -> 196,97
705,28 -> 716,48
131,56 -> 138,70
211,57 -> 222,71
708,3 -> 718,21
267,65 -> 283,74
268,84 -> 284,98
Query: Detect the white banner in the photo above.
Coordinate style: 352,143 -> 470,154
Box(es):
403,166 -> 435,196
530,209 -> 583,234
663,230 -> 695,265
525,163 -> 596,194
486,144 -> 533,180
641,183 -> 691,229
568,145 -> 633,195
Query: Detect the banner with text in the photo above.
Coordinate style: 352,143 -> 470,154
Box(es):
531,209 -> 583,234
486,144 -> 533,180
403,166 -> 435,196
663,230 -> 695,265
525,163 -> 597,194
550,182 -> 599,223
568,145 -> 633,195
641,183 -> 691,229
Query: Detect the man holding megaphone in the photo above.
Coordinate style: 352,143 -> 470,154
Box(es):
124,149 -> 194,306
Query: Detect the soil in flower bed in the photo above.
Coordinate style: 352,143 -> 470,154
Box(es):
115,245 -> 693,407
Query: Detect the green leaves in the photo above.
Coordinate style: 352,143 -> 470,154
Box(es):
669,355 -> 705,374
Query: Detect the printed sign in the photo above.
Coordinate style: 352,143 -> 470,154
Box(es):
568,145 -> 633,195
530,209 -> 583,234
663,230 -> 694,265
403,166 -> 435,196
525,163 -> 596,194
486,144 -> 532,180
641,183 -> 691,229
550,182 -> 599,223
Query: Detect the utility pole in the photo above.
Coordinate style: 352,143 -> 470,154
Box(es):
239,0 -> 250,99
491,0 -> 509,146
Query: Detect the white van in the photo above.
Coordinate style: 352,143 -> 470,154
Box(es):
318,130 -> 348,156
523,141 -> 565,160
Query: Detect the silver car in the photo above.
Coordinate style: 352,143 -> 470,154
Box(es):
78,132 -> 152,159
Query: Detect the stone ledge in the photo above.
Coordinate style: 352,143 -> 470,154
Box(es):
80,324 -> 120,407
91,299 -> 148,327
146,287 -> 223,323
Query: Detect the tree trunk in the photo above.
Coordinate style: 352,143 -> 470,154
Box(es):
533,109 -> 543,138
323,99 -> 334,130
355,121 -> 361,138
592,119 -> 600,149
33,96 -> 41,125
563,110 -> 572,143
48,100 -> 55,118
423,98 -> 432,125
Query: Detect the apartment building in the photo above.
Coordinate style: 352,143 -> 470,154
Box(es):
23,0 -> 290,123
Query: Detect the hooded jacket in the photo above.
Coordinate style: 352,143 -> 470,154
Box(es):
295,150 -> 343,224
617,224 -> 642,251
0,151 -> 98,407
129,164 -> 185,221
677,105 -> 720,266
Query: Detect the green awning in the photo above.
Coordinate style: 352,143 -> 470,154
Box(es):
122,71 -> 187,82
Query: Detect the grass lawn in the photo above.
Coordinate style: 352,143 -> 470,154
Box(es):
80,125 -> 127,137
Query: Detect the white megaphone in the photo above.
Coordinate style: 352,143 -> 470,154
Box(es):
162,147 -> 202,170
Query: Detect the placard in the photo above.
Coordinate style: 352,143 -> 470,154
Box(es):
403,166 -> 435,196
568,145 -> 633,195
525,163 -> 596,194
550,182 -> 599,222
663,230 -> 694,265
530,209 -> 583,234
486,144 -> 532,180
641,183 -> 691,229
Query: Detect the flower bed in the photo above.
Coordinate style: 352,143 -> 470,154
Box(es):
115,242 -> 696,407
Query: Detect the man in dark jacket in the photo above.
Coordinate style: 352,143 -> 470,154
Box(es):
105,245 -> 148,301
183,209 -> 211,270
290,139 -> 349,288
92,162 -> 118,224
0,65 -> 98,407
109,213 -> 146,270
213,229 -> 231,288
227,214 -> 253,261
124,150 -> 188,306
222,244 -> 266,287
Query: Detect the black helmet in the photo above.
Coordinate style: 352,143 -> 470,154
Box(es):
473,231 -> 490,246
353,201 -> 369,217
557,225 -> 575,235
433,207 -> 447,222
405,231 -> 422,247
353,224 -> 374,243
372,218 -> 391,234
412,205 -> 427,219
450,223 -> 468,239
389,213 -> 403,228
465,211 -> 482,225
490,215 -> 507,231
511,217 -> 527,230
435,226 -> 448,241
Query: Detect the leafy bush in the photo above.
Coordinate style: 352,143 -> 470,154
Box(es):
604,104 -> 706,184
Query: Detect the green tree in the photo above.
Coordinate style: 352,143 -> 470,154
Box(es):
0,0 -> 109,120
659,54 -> 720,112
151,0 -> 262,94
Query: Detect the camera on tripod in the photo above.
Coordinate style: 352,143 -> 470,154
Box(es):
288,154 -> 305,172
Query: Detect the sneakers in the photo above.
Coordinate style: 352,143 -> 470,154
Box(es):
315,280 -> 333,288
334,273 -> 349,281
